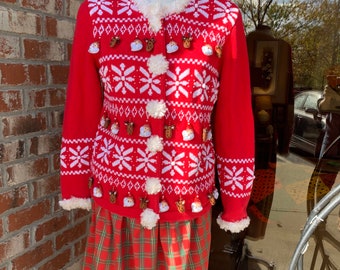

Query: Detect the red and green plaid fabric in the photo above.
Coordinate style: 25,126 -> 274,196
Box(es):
83,202 -> 211,270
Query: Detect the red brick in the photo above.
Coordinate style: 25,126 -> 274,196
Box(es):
49,65 -> 69,84
0,35 -> 20,58
32,175 -> 60,200
0,140 -> 25,163
6,157 -> 49,185
11,240 -> 53,270
2,113 -> 47,137
24,39 -> 51,60
30,134 -> 61,155
7,199 -> 51,232
0,186 -> 29,215
56,220 -> 87,250
0,7 -> 42,35
28,89 -> 48,109
22,0 -> 56,13
0,64 -> 46,85
53,152 -> 60,171
0,90 -> 23,112
0,231 -> 30,264
49,88 -> 66,106
35,213 -> 69,242
0,63 -> 26,85
0,219 -> 4,238
74,237 -> 87,257
50,110 -> 64,129
45,16 -> 57,37
38,248 -> 71,270
28,64 -> 47,85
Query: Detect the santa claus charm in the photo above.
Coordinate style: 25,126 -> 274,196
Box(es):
93,186 -> 103,198
130,38 -> 143,52
88,42 -> 100,54
139,123 -> 152,138
182,124 -> 194,141
111,120 -> 120,135
191,196 -> 203,213
159,197 -> 170,213
123,193 -> 135,207
166,40 -> 179,54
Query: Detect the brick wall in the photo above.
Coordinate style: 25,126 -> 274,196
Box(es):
0,1 -> 91,269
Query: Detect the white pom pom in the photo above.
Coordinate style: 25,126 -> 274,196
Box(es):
216,214 -> 250,233
146,135 -> 163,153
147,54 -> 169,75
145,177 -> 162,194
140,208 -> 160,230
146,100 -> 167,119
59,197 -> 92,211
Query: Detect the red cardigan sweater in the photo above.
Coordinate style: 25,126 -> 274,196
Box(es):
60,0 -> 255,233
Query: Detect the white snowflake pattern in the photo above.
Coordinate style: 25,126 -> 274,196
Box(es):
166,67 -> 190,98
246,166 -> 255,189
99,66 -> 113,93
213,0 -> 239,25
112,145 -> 133,170
97,138 -> 114,165
69,146 -> 90,168
139,67 -> 161,96
188,152 -> 203,177
162,150 -> 185,176
88,0 -> 113,16
202,144 -> 214,170
111,63 -> 135,94
224,165 -> 244,190
185,0 -> 209,18
60,147 -> 66,168
136,148 -> 157,173
210,77 -> 219,103
193,69 -> 211,102
118,0 -> 138,15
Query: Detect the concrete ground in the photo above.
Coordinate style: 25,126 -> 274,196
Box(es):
243,152 -> 340,269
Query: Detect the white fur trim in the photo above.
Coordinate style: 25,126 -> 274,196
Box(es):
147,54 -> 169,75
216,214 -> 250,233
145,177 -> 162,194
59,197 -> 92,211
146,100 -> 167,119
146,135 -> 163,153
134,0 -> 191,32
140,208 -> 160,229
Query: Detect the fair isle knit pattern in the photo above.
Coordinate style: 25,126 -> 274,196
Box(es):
60,0 -> 255,233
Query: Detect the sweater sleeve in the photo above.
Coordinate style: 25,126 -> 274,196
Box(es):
213,14 -> 255,233
59,3 -> 102,211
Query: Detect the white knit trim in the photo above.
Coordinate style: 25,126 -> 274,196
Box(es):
145,177 -> 162,194
140,208 -> 160,229
147,54 -> 169,75
146,135 -> 163,153
59,197 -> 92,211
216,214 -> 250,233
133,0 -> 191,32
146,100 -> 167,119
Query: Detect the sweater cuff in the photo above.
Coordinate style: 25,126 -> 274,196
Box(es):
216,213 -> 250,233
59,197 -> 92,211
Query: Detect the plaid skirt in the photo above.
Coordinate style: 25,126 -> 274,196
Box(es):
83,202 -> 211,270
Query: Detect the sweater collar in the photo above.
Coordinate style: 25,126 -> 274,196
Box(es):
133,0 -> 192,32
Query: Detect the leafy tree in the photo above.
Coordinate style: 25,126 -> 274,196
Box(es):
237,0 -> 340,89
